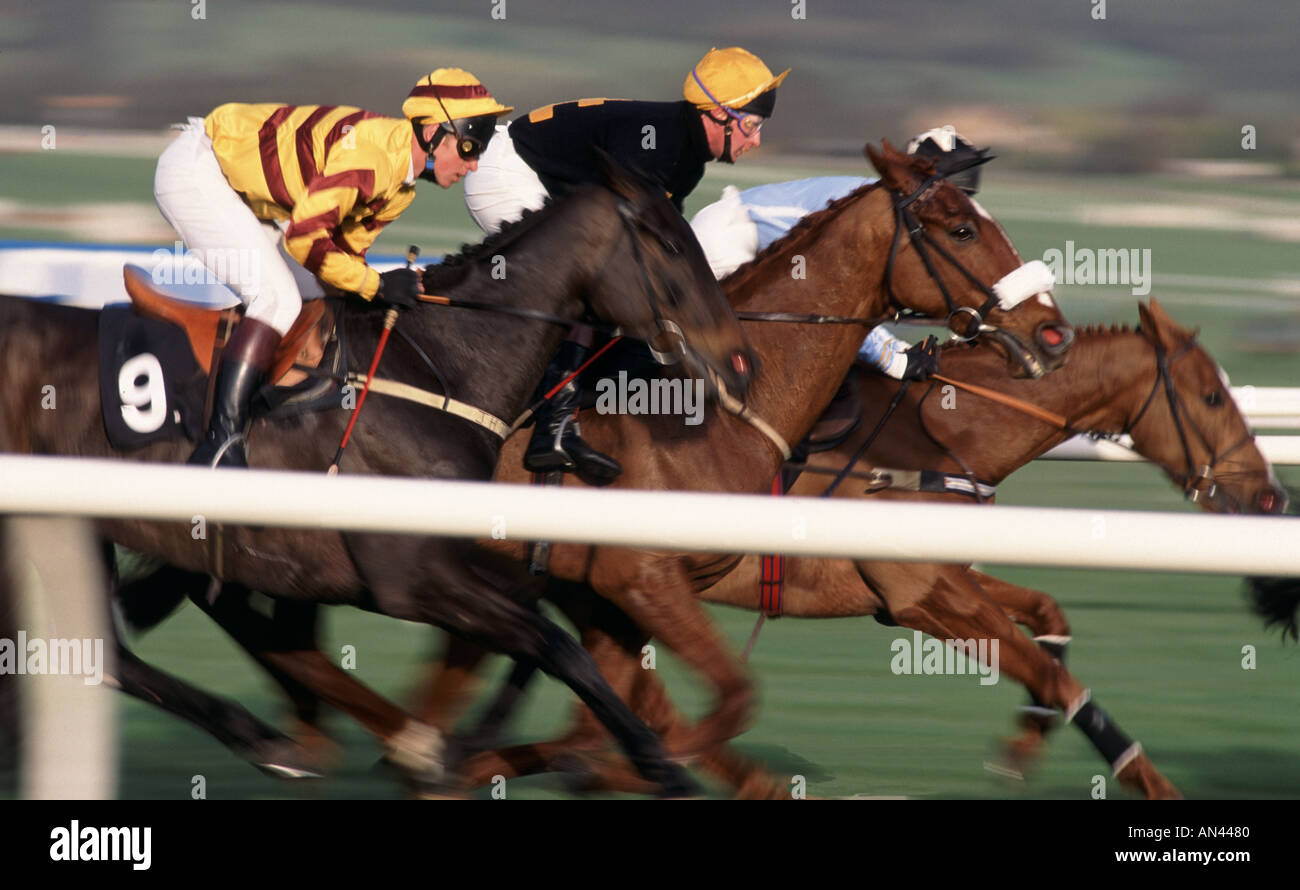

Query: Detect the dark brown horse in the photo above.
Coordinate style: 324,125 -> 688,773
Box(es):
106,141 -> 1076,787
455,300 -> 1284,798
0,157 -> 756,796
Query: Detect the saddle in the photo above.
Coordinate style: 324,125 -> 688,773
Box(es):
804,371 -> 862,453
121,264 -> 329,386
99,265 -> 342,451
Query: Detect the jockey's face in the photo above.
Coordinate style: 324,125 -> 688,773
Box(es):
701,111 -> 763,163
427,126 -> 479,188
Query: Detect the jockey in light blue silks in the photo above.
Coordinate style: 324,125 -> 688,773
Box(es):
690,126 -> 991,382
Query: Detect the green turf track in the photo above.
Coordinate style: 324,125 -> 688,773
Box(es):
1,157 -> 1298,799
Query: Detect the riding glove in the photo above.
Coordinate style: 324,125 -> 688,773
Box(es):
375,267 -> 421,310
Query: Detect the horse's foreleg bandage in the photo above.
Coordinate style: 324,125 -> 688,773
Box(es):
1067,691 -> 1141,774
1033,634 -> 1071,662
1019,635 -> 1073,720
384,720 -> 446,779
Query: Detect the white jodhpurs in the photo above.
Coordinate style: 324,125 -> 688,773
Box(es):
688,185 -> 760,280
463,125 -> 551,235
153,118 -> 313,335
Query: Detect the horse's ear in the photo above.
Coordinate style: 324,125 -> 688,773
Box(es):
1137,301 -> 1157,341
593,146 -> 646,202
865,139 -> 925,194
1137,299 -> 1182,349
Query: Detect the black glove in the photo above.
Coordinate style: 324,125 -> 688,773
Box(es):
901,336 -> 940,381
374,267 -> 421,310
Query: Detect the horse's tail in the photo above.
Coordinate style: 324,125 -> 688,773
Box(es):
1245,576 -> 1300,643
1245,490 -> 1300,643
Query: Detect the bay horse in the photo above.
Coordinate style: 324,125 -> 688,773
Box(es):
105,141 -> 1076,787
0,155 -> 756,796
454,299 -> 1284,798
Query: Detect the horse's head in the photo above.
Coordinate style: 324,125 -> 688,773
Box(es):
1128,299 -> 1286,515
584,150 -> 756,398
864,139 -> 1073,378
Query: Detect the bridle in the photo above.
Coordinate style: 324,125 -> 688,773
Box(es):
736,171 -> 1059,377
614,195 -> 696,365
881,173 -> 1058,377
1121,335 -> 1256,507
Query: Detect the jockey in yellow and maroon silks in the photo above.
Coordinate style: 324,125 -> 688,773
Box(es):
154,69 -> 512,468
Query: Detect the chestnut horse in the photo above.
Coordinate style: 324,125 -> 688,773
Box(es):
455,300 -> 1283,798
103,141 -> 1074,787
0,158 -> 756,797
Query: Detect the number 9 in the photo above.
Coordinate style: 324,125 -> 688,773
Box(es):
118,353 -> 167,434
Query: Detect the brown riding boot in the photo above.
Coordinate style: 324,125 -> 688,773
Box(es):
189,316 -> 282,468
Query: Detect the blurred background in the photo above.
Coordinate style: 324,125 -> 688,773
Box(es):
2,0 -> 1299,799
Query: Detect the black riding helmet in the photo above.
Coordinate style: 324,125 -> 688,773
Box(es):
906,126 -> 994,195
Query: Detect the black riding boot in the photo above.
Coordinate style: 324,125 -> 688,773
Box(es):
524,340 -> 622,486
189,316 -> 282,468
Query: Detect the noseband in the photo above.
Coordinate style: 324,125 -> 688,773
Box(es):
881,173 -> 1055,356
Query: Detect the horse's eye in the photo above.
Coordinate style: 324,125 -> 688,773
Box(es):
660,236 -> 683,255
1204,391 -> 1224,408
950,224 -> 975,242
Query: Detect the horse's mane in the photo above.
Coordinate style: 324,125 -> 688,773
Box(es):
721,181 -> 881,290
423,198 -> 564,291
1075,322 -> 1134,338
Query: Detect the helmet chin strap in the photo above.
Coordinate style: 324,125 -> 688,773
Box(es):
415,125 -> 445,183
711,113 -> 735,165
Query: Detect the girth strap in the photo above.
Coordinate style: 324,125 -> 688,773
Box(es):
344,373 -> 512,439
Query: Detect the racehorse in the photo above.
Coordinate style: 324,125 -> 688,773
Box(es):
450,300 -> 1284,798
0,155 -> 757,796
102,141 -> 1076,788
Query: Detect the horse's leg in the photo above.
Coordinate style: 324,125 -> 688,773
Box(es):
453,590 -> 655,788
186,584 -> 451,778
351,535 -> 699,797
411,634 -> 492,735
968,568 -> 1073,777
589,553 -> 754,756
112,633 -> 324,778
80,546 -> 325,778
861,559 -> 1180,799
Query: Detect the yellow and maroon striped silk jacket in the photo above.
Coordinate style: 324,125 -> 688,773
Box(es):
204,103 -> 417,299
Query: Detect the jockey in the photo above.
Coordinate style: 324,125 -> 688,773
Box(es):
153,69 -> 512,468
462,46 -> 788,485
690,126 -> 991,382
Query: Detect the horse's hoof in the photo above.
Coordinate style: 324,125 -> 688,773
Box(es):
242,739 -> 327,780
1116,752 -> 1183,800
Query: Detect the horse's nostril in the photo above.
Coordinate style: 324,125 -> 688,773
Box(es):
1260,488 -> 1285,514
1036,324 -> 1073,356
732,350 -> 757,381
